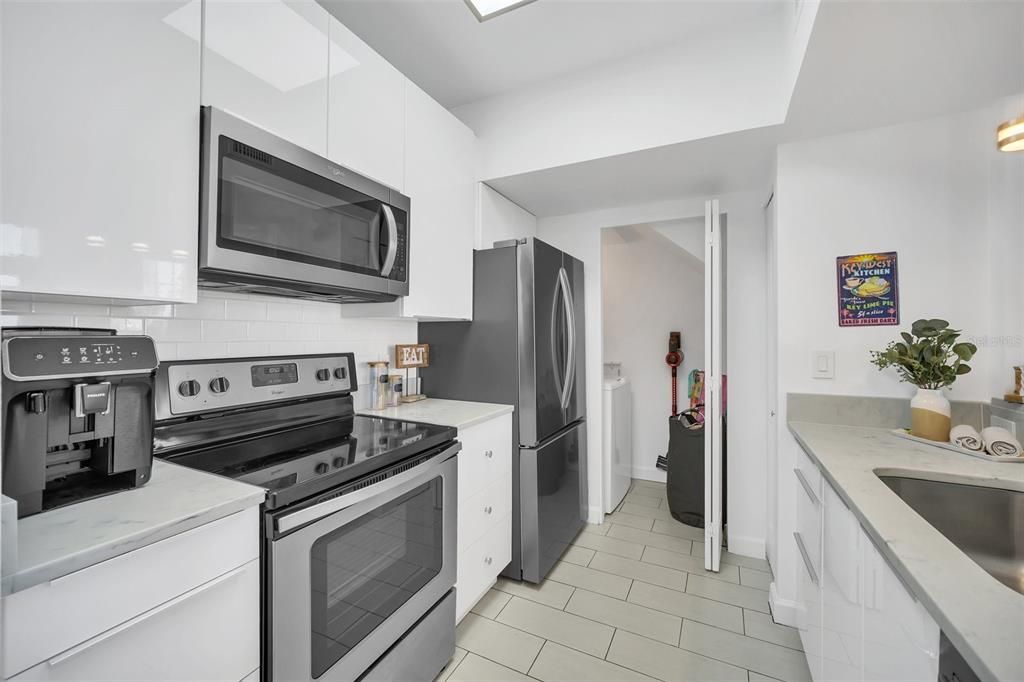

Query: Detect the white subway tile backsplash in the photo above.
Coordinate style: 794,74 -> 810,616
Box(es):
174,299 -> 226,319
247,321 -> 290,341
224,298 -> 267,321
155,343 -> 178,361
118,303 -> 175,318
177,342 -> 228,360
202,319 -> 249,341
299,304 -> 341,323
266,301 -> 304,322
225,341 -> 270,357
144,318 -> 203,342
3,290 -> 417,372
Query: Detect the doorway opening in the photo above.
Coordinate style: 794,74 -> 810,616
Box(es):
599,203 -> 728,571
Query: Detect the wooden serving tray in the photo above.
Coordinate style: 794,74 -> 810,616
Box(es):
890,429 -> 1024,463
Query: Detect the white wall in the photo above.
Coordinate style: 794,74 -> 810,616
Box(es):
602,226 -> 704,483
653,218 -> 706,263
0,291 -> 417,409
539,189 -> 768,558
477,183 -> 536,249
770,101 -> 1023,622
456,12 -> 793,181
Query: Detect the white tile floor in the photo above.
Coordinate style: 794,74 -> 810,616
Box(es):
438,480 -> 811,682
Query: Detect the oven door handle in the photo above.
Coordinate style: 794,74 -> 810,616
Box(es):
273,441 -> 460,535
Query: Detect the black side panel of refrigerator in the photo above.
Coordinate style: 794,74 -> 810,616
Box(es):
419,246 -> 519,413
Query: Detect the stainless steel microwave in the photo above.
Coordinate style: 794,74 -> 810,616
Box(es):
199,106 -> 409,303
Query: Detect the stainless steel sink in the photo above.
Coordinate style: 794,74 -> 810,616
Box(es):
879,475 -> 1024,595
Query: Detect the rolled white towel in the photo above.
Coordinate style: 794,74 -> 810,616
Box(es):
980,426 -> 1023,458
950,424 -> 983,451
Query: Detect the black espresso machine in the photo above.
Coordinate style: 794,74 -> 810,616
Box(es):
1,328 -> 159,517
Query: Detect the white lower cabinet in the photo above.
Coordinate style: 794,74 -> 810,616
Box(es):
862,541 -> 940,681
455,412 -> 513,621
2,509 -> 260,682
10,560 -> 259,682
794,456 -> 940,682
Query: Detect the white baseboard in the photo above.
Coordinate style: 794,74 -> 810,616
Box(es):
727,534 -> 766,560
769,582 -> 800,627
586,505 -> 605,525
631,466 -> 666,483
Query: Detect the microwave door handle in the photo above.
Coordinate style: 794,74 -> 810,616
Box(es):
369,208 -> 383,271
380,205 -> 398,277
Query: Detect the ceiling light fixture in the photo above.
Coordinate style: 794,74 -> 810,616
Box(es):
464,0 -> 538,22
997,115 -> 1024,152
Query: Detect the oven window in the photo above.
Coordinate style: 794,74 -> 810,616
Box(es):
309,478 -> 443,678
216,136 -> 397,277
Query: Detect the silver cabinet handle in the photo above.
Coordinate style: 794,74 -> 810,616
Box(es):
794,532 -> 819,586
794,468 -> 820,507
485,506 -> 493,514
379,205 -> 398,277
484,450 -> 493,459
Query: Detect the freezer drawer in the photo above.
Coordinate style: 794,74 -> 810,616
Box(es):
519,421 -> 586,583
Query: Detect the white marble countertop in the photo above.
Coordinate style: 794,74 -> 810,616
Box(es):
789,421 -> 1024,682
4,460 -> 265,595
359,398 -> 513,431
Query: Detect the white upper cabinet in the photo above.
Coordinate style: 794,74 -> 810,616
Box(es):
401,81 -> 477,320
326,18 -> 405,192
201,0 -> 329,155
0,1 -> 200,303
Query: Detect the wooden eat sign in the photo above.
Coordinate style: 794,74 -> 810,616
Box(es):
395,344 -> 430,369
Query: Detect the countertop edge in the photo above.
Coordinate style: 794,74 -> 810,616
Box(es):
358,399 -> 514,430
787,420 -> 1017,682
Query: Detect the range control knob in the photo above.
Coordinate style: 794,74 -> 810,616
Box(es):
332,457 -> 346,468
209,377 -> 230,394
315,368 -> 331,382
333,367 -> 347,380
315,462 -> 330,475
178,380 -> 201,398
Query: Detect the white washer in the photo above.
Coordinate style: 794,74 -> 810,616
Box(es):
602,377 -> 633,513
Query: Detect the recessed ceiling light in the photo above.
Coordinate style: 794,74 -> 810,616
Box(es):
997,114 -> 1024,152
464,0 -> 538,22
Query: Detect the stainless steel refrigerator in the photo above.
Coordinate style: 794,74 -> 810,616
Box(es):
419,237 -> 587,583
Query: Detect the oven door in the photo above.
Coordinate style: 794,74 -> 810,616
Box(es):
200,106 -> 409,297
268,443 -> 458,682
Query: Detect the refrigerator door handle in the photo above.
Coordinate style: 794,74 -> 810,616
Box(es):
558,267 -> 575,410
550,269 -> 565,403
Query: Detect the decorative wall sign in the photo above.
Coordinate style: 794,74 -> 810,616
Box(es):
395,343 -> 430,368
836,252 -> 900,327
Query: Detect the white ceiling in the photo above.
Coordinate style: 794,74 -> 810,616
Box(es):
317,0 -> 780,108
487,0 -> 1024,217
487,124 -> 780,216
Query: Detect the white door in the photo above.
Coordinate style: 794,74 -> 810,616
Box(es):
704,199 -> 725,572
765,192 -> 779,569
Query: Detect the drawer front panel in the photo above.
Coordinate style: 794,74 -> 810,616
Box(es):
3,508 -> 259,677
458,414 -> 512,503
10,559 -> 260,682
456,513 -> 512,621
458,474 -> 512,552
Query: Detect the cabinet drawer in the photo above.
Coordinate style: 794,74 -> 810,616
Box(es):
10,559 -> 259,682
456,513 -> 512,622
3,508 -> 258,678
458,413 -> 513,503
795,532 -> 823,682
458,473 -> 512,551
795,448 -> 822,501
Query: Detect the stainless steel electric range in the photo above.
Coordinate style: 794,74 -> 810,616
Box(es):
152,353 -> 459,682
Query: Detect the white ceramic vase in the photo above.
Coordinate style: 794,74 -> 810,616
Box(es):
910,388 -> 951,442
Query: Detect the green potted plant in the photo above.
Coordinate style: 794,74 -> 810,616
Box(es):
870,319 -> 977,442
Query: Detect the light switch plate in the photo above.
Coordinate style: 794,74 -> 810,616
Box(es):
812,351 -> 835,379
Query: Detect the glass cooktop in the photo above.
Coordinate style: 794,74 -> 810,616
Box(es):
162,415 -> 456,509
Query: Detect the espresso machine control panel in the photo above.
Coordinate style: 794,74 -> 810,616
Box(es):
2,335 -> 159,380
